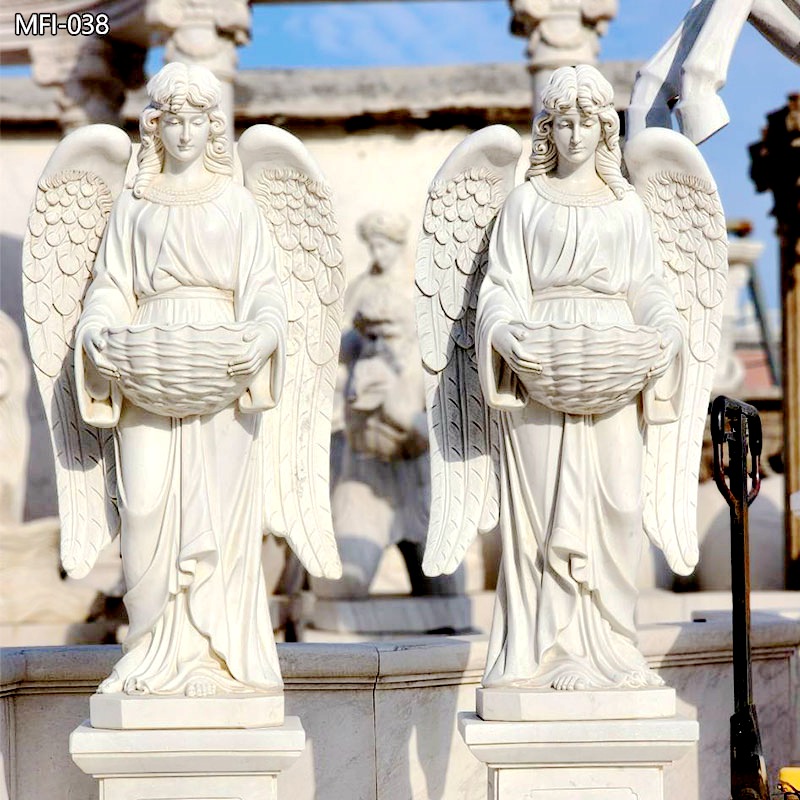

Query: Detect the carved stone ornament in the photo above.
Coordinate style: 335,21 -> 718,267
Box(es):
23,63 -> 344,708
509,0 -> 618,67
628,0 -> 800,144
416,65 -> 727,694
146,0 -> 251,81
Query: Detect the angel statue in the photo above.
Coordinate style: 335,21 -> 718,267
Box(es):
416,64 -> 727,693
23,63 -> 344,702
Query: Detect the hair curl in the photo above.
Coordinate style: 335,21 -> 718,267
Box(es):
356,211 -> 410,244
133,63 -> 233,198
526,64 -> 632,199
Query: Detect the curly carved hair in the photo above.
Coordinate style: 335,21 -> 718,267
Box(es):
356,211 -> 410,245
526,64 -> 632,199
133,63 -> 233,198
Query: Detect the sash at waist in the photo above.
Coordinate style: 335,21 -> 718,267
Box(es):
137,286 -> 234,305
532,286 -> 627,302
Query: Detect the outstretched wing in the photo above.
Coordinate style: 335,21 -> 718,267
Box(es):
239,125 -> 344,580
22,124 -> 131,579
416,125 -> 522,576
626,127 -> 728,575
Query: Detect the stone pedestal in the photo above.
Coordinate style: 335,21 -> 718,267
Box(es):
459,704 -> 698,800
70,716 -> 305,800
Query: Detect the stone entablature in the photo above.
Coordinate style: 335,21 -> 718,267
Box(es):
0,61 -> 640,131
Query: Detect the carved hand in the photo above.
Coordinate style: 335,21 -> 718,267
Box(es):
492,322 -> 543,375
650,326 -> 683,379
228,325 -> 279,378
82,327 -> 119,381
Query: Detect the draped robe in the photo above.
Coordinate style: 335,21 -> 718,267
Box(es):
75,175 -> 287,695
475,175 -> 683,689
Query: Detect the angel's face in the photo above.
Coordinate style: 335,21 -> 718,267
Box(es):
158,108 -> 210,166
365,234 -> 404,273
552,109 -> 601,169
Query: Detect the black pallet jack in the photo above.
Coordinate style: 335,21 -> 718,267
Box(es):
711,395 -> 770,800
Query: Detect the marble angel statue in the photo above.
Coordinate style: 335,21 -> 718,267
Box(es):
416,65 -> 727,691
22,63 -> 344,699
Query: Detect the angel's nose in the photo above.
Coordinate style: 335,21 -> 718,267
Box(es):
180,121 -> 192,143
570,124 -> 582,145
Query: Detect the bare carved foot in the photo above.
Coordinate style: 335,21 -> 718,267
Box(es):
185,677 -> 218,698
551,672 -> 588,691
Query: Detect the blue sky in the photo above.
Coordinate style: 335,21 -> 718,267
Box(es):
4,0 -> 796,307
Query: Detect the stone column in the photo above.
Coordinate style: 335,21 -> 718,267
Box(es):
146,0 -> 251,127
508,0 -> 617,115
29,36 -> 146,132
750,93 -> 800,589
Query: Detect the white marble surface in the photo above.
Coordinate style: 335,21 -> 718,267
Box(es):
460,712 -> 697,800
90,690 -> 285,729
476,685 -> 676,721
71,716 -> 305,800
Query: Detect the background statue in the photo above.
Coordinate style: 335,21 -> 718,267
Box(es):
313,211 -> 462,599
23,63 -> 343,701
628,0 -> 800,144
0,311 -> 29,527
416,65 -> 727,691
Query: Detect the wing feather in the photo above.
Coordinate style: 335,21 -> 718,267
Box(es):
22,125 -> 130,577
627,128 -> 728,575
416,125 -> 522,576
239,125 -> 344,580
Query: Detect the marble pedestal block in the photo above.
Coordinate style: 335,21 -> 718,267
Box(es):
70,716 -> 305,800
459,712 -> 698,800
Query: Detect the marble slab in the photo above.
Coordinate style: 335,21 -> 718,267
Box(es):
476,685 -> 676,721
90,691 -> 284,730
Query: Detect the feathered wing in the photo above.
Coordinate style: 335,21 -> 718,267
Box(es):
626,127 -> 728,575
416,125 -> 522,576
22,124 -> 131,579
239,125 -> 344,580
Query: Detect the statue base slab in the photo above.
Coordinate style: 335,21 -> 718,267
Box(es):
477,685 -> 676,721
70,717 -> 305,800
459,711 -> 697,800
90,690 -> 284,729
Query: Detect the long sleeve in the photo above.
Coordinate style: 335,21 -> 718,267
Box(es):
475,186 -> 533,409
74,192 -> 138,427
234,196 -> 288,412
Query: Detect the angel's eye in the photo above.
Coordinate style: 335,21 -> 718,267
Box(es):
581,118 -> 597,128
192,118 -> 205,126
